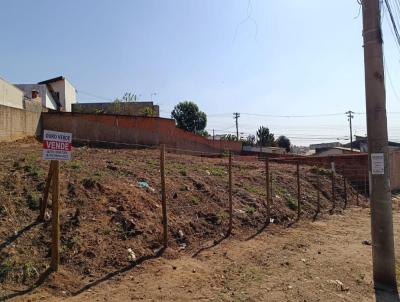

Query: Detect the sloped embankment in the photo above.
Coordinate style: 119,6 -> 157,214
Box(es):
0,139 -> 359,296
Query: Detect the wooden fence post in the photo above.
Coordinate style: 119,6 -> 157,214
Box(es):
51,160 -> 60,271
265,157 -> 270,223
228,151 -> 233,235
316,167 -> 321,217
364,171 -> 368,204
343,177 -> 347,210
270,172 -> 273,204
160,144 -> 168,249
38,161 -> 55,222
330,169 -> 335,214
296,161 -> 301,220
356,189 -> 359,206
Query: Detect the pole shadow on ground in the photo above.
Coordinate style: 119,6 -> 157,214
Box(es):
192,233 -> 230,258
71,248 -> 165,296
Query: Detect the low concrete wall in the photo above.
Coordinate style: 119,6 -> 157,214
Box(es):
42,112 -> 241,153
0,100 -> 43,142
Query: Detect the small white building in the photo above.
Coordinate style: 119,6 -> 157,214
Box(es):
16,76 -> 76,112
0,76 -> 24,109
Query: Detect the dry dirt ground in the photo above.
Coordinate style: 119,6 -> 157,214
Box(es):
9,207 -> 400,302
0,139 -> 397,301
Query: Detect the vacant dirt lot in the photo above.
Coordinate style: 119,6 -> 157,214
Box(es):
0,139 -> 392,301
8,207 -> 400,302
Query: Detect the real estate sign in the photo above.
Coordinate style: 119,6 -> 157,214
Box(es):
42,130 -> 72,160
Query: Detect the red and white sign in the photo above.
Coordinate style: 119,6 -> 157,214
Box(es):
42,130 -> 72,161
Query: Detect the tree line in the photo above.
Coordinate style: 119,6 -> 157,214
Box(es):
171,101 -> 291,152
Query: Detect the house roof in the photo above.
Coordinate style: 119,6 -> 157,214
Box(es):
38,76 -> 65,85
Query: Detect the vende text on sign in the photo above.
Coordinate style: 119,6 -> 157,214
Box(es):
43,130 -> 72,161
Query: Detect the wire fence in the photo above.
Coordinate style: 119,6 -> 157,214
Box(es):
34,144 -> 372,273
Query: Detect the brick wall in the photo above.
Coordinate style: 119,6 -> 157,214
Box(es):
42,112 -> 242,153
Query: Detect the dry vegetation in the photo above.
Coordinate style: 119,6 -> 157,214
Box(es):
0,139 -> 361,299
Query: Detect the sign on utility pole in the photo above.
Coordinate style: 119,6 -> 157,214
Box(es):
40,130 -> 72,272
361,0 -> 399,299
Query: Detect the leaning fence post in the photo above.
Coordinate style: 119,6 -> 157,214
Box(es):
265,157 -> 270,223
296,161 -> 301,220
160,144 -> 168,249
38,161 -> 55,222
343,177 -> 348,209
51,160 -> 60,271
228,151 -> 233,235
356,188 -> 359,206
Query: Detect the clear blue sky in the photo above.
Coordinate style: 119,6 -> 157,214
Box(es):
1,0 -> 400,145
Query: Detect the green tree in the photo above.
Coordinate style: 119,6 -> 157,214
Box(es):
221,134 -> 237,141
276,135 -> 291,152
256,126 -> 275,147
242,134 -> 256,146
171,101 -> 207,134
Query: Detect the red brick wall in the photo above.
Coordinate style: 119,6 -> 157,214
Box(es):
42,112 -> 242,153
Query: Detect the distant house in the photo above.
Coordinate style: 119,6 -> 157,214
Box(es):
313,146 -> 360,157
343,135 -> 400,152
0,76 -> 24,109
16,76 -> 77,112
72,101 -> 160,117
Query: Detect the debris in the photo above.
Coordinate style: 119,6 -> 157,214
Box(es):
270,218 -> 275,223
173,192 -> 178,199
178,229 -> 184,240
172,266 -> 177,270
205,170 -> 211,175
127,248 -> 136,262
137,181 -> 149,189
301,258 -> 306,263
108,207 -> 118,214
362,240 -> 372,246
192,269 -> 196,273
327,279 -> 349,292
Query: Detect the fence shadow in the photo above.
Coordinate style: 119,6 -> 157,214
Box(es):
0,268 -> 52,301
0,221 -> 40,252
192,233 -> 230,258
245,220 -> 270,241
71,248 -> 165,296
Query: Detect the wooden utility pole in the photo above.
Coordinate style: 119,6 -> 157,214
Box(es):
346,111 -> 355,151
331,169 -> 335,213
228,151 -> 233,235
362,0 -> 398,295
50,161 -> 60,271
343,177 -> 347,210
160,144 -> 168,249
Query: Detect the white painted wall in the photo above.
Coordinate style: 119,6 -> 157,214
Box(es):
48,79 -> 76,112
0,77 -> 24,109
16,84 -> 57,110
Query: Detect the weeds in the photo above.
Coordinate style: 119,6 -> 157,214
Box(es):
206,166 -> 225,177
23,262 -> 39,282
191,196 -> 201,205
179,169 -> 187,176
24,155 -> 43,179
244,205 -> 256,215
27,192 -> 41,210
0,259 -> 13,283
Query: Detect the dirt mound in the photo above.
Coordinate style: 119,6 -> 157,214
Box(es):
0,140 -> 361,298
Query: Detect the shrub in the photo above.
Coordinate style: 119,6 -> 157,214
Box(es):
0,260 -> 13,282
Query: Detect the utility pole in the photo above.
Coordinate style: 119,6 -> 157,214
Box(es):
212,129 -> 215,141
362,0 -> 399,298
233,112 -> 240,141
346,110 -> 354,151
